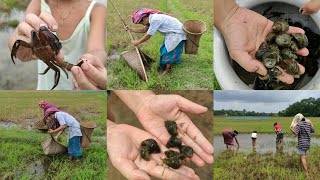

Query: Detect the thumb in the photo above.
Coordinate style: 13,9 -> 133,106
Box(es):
176,95 -> 208,115
113,158 -> 150,180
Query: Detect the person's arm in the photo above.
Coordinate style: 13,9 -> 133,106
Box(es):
54,129 -> 64,139
48,125 -> 66,134
214,0 -> 238,31
235,137 -> 240,148
85,3 -> 107,65
132,34 -> 151,46
113,90 -> 155,114
311,124 -> 315,134
126,26 -> 149,33
70,4 -> 107,90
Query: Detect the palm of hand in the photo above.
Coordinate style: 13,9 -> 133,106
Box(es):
107,124 -> 198,180
222,7 -> 308,84
136,95 -> 213,166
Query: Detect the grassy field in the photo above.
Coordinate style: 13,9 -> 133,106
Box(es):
215,145 -> 320,179
107,0 -> 213,90
214,116 -> 320,136
0,91 -> 107,179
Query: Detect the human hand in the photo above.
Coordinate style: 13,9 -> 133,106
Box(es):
132,40 -> 140,46
71,53 -> 106,90
126,25 -> 133,31
300,0 -> 320,15
107,123 -> 200,180
10,12 -> 59,62
48,129 -> 54,134
135,94 -> 214,167
220,7 -> 309,84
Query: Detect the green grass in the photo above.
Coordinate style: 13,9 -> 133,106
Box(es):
215,145 -> 320,179
214,116 -> 320,136
0,0 -> 29,11
0,91 -> 106,179
107,0 -> 213,90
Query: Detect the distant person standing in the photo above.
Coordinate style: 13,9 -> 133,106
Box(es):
294,117 -> 315,173
274,122 -> 284,145
222,130 -> 240,150
251,131 -> 257,148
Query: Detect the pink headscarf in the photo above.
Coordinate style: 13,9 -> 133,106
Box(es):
131,8 -> 172,24
44,107 -> 60,120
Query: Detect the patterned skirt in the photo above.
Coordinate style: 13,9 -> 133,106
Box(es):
160,41 -> 185,69
68,136 -> 82,157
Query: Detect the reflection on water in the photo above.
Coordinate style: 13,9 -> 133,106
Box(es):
0,9 -> 37,90
214,133 -> 320,155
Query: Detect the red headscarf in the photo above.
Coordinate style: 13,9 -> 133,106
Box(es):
131,8 -> 172,24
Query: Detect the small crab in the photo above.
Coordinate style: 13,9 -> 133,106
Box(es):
140,139 -> 161,161
179,145 -> 193,157
11,26 -> 82,90
165,120 -> 178,136
166,136 -> 182,148
163,153 -> 185,169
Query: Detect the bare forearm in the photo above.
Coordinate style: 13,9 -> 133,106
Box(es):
129,27 -> 148,33
113,90 -> 154,114
136,34 -> 151,44
214,0 -> 238,31
87,49 -> 107,66
51,125 -> 66,133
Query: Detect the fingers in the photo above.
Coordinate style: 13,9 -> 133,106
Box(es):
296,48 -> 309,56
114,158 -> 151,180
176,115 -> 214,164
24,13 -> 47,31
231,51 -> 268,76
39,12 -> 58,31
276,64 -> 305,84
24,12 -> 58,32
79,60 -> 106,89
146,165 -> 199,180
176,96 -> 208,115
71,66 -> 101,90
287,26 -> 305,34
17,21 -> 34,41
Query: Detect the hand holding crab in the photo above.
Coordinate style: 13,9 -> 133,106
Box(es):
9,12 -> 83,90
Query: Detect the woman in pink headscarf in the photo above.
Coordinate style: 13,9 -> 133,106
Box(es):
127,8 -> 186,75
38,100 -> 60,129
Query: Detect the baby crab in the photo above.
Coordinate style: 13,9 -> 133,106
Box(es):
163,151 -> 186,169
140,139 -> 161,161
165,120 -> 178,136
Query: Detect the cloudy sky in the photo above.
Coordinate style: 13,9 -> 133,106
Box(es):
214,91 -> 320,113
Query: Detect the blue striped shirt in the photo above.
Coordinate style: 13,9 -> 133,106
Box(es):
295,121 -> 315,151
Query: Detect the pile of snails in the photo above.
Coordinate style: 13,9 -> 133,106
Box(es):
255,20 -> 309,82
139,120 -> 193,169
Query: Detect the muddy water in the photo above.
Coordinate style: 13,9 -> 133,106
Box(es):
214,133 -> 320,155
232,2 -> 320,90
0,9 -> 37,90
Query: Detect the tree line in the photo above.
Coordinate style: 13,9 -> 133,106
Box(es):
215,97 -> 320,117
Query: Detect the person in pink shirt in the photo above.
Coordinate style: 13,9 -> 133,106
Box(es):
222,130 -> 239,150
274,122 -> 284,145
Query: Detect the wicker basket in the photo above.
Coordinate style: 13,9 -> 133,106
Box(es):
35,119 -> 48,130
183,20 -> 206,54
121,47 -> 152,81
80,121 -> 97,149
41,136 -> 67,155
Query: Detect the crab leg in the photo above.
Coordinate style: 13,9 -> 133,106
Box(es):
10,40 -> 33,64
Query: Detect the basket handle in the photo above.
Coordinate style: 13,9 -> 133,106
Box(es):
186,34 -> 199,48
